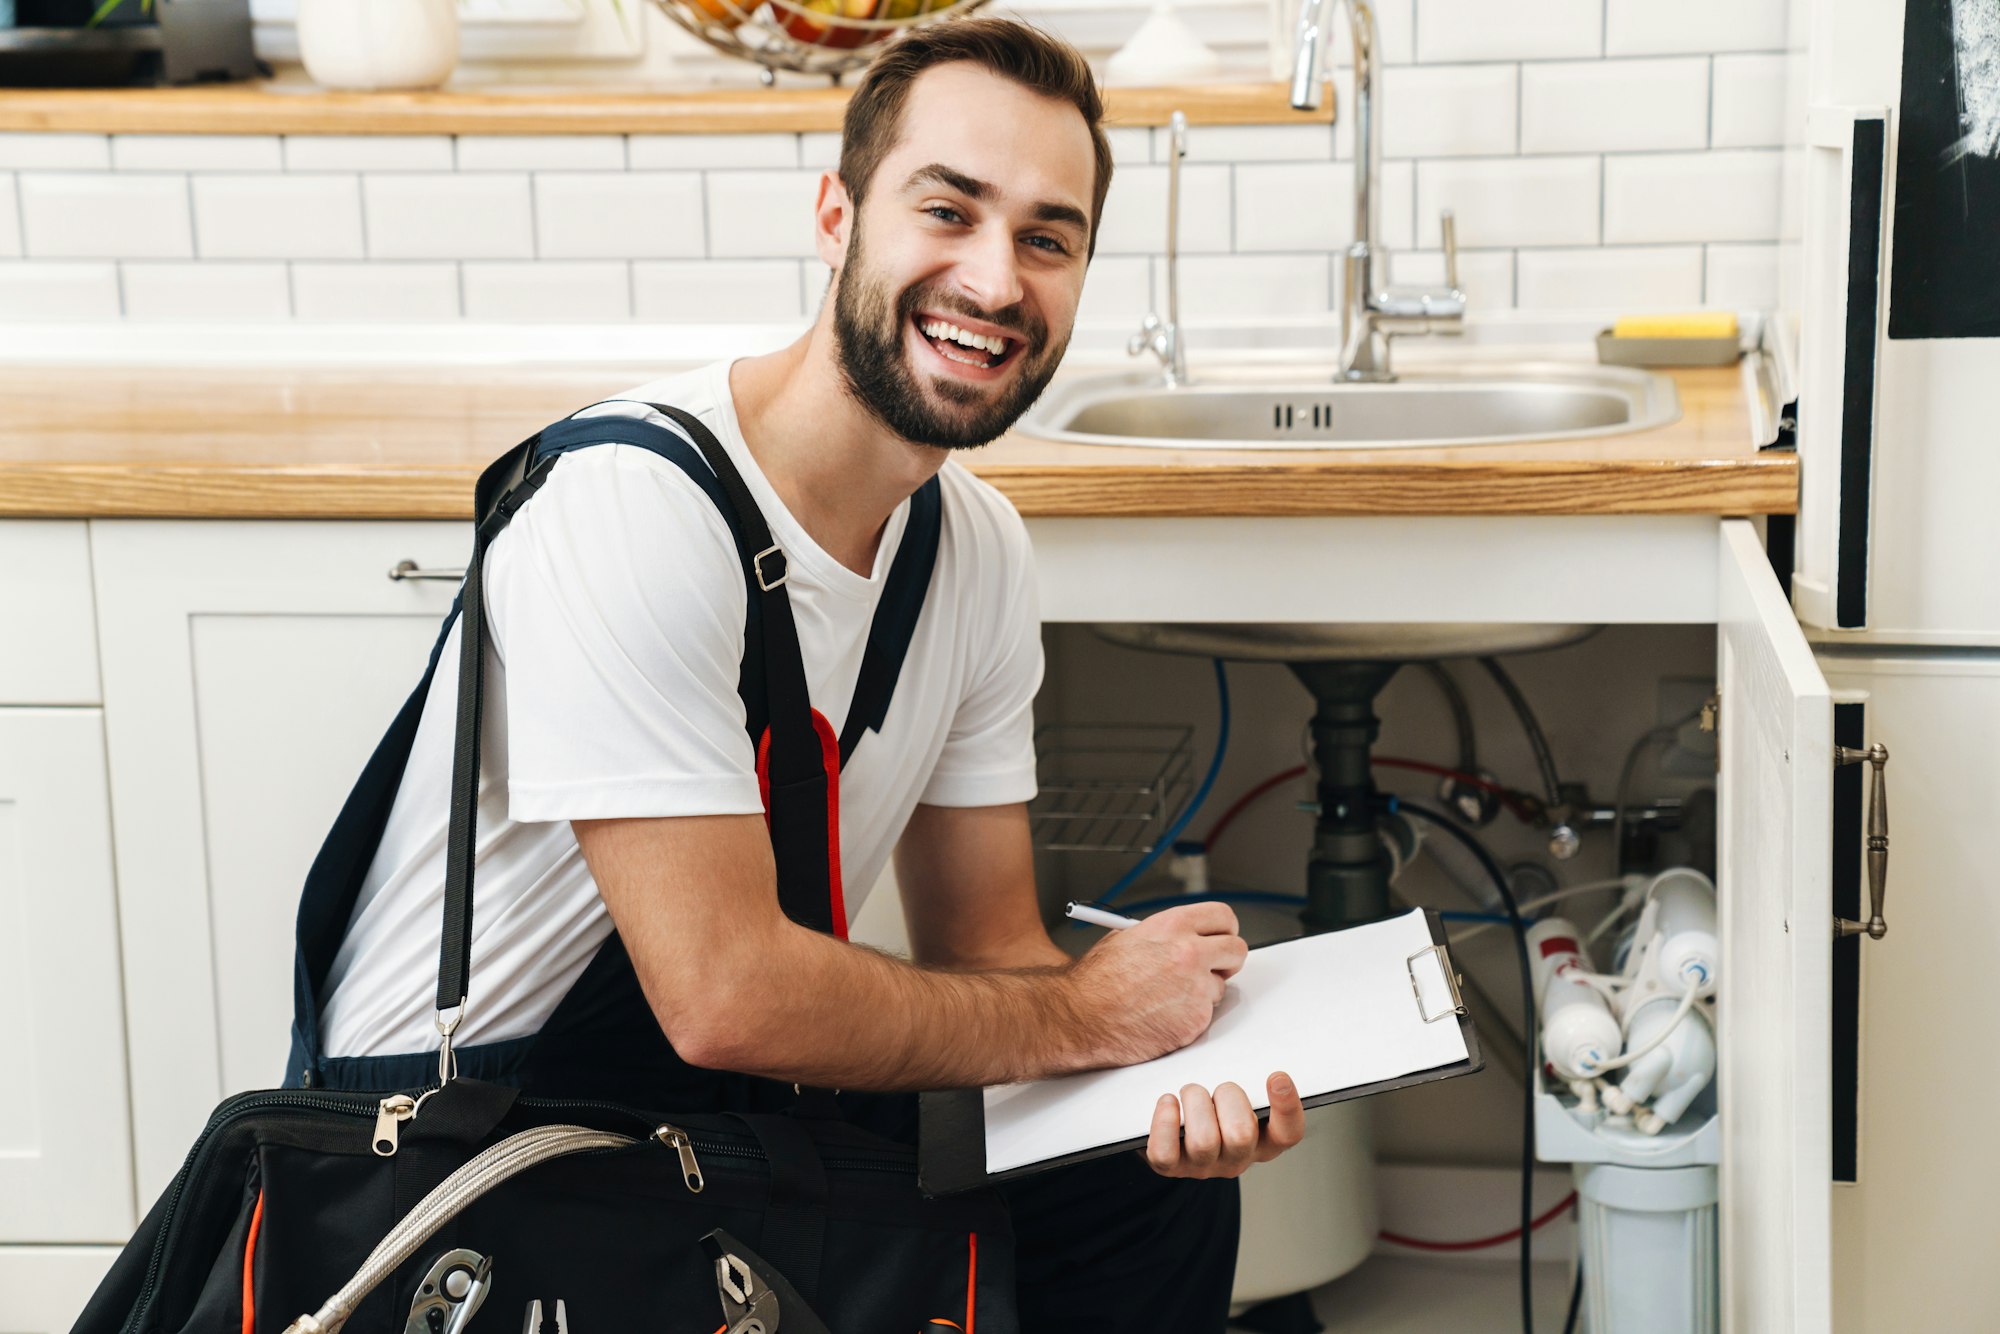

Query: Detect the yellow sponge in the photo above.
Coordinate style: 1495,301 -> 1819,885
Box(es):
1611,312 -> 1739,340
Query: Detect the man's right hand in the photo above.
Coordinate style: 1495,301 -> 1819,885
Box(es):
1060,903 -> 1249,1070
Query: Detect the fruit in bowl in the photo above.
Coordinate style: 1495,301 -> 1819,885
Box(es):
686,0 -> 754,27
776,0 -> 883,48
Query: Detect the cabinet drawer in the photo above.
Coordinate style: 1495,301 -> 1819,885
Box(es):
0,522 -> 99,704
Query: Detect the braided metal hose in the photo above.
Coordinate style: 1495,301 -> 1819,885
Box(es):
280,1124 -> 636,1334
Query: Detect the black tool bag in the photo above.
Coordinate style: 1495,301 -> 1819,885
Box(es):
72,404 -> 1019,1334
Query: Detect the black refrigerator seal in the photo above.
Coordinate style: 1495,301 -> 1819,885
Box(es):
1831,701 -> 1865,1186
1888,0 -> 2000,339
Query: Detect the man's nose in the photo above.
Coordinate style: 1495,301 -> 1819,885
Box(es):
955,226 -> 1026,314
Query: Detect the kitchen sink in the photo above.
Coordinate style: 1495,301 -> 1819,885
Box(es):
1016,360 -> 1682,451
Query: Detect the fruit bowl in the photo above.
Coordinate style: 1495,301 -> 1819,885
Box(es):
650,0 -> 993,84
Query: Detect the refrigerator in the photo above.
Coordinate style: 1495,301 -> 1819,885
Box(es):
1781,0 -> 2000,1327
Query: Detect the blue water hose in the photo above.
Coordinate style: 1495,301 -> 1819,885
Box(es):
1084,658 -> 1230,912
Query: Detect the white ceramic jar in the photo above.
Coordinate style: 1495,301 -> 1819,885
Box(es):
297,0 -> 460,91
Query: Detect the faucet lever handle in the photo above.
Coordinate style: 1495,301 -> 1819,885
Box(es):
1439,209 -> 1460,291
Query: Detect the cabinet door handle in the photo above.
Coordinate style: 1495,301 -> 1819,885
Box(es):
1833,742 -> 1890,942
388,560 -> 466,583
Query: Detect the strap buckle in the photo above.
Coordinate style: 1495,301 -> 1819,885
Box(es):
753,544 -> 789,592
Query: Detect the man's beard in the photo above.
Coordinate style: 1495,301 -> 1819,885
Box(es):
830,224 -> 1067,451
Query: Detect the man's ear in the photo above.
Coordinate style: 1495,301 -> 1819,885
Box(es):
814,171 -> 854,270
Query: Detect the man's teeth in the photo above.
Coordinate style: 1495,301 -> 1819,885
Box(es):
920,319 -> 1008,357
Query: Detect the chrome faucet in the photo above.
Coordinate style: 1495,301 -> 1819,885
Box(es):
1129,109 -> 1189,388
1290,0 -> 1465,381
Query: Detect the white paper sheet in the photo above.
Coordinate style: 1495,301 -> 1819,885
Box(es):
982,908 -> 1469,1174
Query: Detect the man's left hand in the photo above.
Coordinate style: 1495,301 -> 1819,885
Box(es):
1145,1072 -> 1306,1179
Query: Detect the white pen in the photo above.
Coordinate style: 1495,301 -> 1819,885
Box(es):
1065,900 -> 1142,931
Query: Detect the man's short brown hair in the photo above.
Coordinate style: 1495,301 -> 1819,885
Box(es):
838,17 -> 1114,258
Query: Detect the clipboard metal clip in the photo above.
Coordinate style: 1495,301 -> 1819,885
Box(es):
1407,943 -> 1467,1024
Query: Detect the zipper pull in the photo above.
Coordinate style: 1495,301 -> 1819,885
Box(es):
655,1123 -> 705,1193
372,1093 -> 417,1157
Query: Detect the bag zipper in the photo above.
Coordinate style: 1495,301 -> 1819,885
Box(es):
122,1088 -> 909,1333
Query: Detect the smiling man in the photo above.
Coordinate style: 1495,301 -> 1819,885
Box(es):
303,18 -> 1303,1330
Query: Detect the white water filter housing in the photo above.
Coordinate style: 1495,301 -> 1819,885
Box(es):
1616,994 -> 1717,1129
1527,918 -> 1624,1080
1647,868 -> 1720,995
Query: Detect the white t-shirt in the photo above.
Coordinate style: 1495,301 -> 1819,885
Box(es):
317,359 -> 1043,1058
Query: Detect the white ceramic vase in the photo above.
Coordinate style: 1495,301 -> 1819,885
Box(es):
297,0 -> 461,92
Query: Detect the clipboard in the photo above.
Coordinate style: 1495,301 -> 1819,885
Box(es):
918,908 -> 1482,1196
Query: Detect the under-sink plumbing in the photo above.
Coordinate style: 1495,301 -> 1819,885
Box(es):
1290,0 -> 1468,381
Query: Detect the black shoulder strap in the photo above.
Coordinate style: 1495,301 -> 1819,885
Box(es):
435,402 -> 941,1018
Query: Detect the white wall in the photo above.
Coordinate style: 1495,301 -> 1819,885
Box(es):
0,0 -> 1792,324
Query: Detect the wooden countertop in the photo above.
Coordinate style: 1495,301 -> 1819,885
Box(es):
0,361 -> 1795,519
0,79 -> 1326,136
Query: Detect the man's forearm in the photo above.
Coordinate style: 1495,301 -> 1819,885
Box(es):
667,923 -> 1093,1091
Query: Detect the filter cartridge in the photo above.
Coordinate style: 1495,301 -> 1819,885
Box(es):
1648,868 -> 1720,995
1527,918 -> 1623,1080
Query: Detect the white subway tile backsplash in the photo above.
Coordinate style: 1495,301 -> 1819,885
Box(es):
1418,157 -> 1599,248
0,175 -> 18,257
1381,65 -> 1518,158
364,173 -> 535,259
1515,245 -> 1703,310
534,172 -> 705,259
633,259 -> 803,321
1308,0 -> 1414,68
1173,123 -> 1336,164
0,261 -> 121,319
1704,243 -> 1780,309
1075,255 -> 1150,326
462,261 -> 631,320
799,133 -> 841,169
18,172 -> 193,259
1174,253 -> 1333,321
1606,0 -> 1787,55
1094,163 -> 1231,256
284,136 -> 455,172
192,174 -> 364,259
292,262 -> 461,320
1417,0 -> 1601,61
1604,150 -> 1782,243
705,171 -> 825,258
629,133 -> 798,169
1520,58 -> 1709,153
1711,55 -> 1789,148
120,261 -> 292,320
1102,127 -> 1150,166
0,133 -> 110,170
113,135 -> 283,171
1234,160 -> 1415,252
456,136 -> 627,171
1389,248 -> 1516,307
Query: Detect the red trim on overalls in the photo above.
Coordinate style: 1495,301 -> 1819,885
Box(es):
755,708 -> 847,940
240,1187 -> 264,1334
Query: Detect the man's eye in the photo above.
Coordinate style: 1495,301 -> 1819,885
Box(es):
1025,236 -> 1069,255
926,205 -> 964,224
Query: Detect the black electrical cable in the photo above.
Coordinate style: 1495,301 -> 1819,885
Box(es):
1562,1259 -> 1583,1334
1478,657 -> 1564,814
1398,800 -> 1537,1334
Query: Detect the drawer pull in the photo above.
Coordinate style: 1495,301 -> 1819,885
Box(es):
1833,742 -> 1890,942
389,560 -> 466,583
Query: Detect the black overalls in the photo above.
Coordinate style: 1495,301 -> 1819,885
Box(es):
281,402 -> 1241,1333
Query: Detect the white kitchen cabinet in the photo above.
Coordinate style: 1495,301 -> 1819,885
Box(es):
0,521 -> 100,705
55,512 -> 1841,1331
90,520 -> 469,1203
1819,655 -> 2000,1331
0,1248 -> 119,1332
0,709 -> 133,1243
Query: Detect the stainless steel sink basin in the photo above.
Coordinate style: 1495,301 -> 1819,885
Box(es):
1017,361 -> 1682,450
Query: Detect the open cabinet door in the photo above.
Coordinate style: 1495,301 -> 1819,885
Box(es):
1716,520 -> 1834,1332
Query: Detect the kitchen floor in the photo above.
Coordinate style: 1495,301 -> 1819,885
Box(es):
1230,1256 -> 1578,1333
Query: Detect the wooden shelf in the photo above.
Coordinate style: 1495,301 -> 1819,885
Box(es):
0,77 -> 1330,136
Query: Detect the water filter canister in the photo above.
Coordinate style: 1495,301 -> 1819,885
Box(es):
1647,868 -> 1720,996
1526,918 -> 1623,1080
1615,992 -> 1716,1129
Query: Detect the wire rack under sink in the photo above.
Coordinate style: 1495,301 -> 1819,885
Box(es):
1028,723 -> 1194,855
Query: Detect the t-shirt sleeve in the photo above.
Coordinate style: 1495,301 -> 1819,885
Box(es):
484,443 -> 764,823
918,503 -> 1043,808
